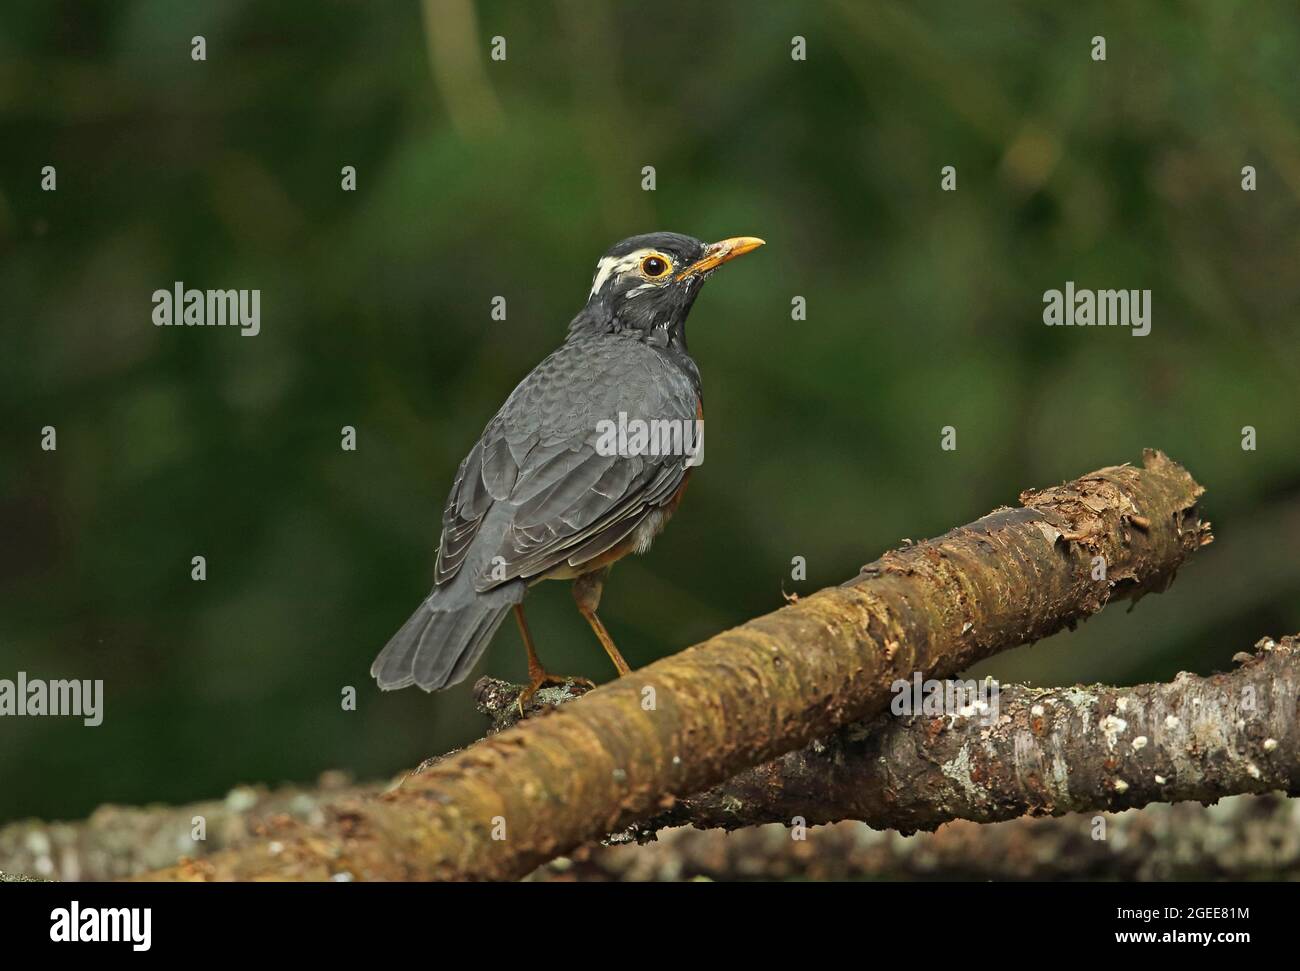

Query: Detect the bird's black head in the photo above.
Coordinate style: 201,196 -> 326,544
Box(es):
570,231 -> 764,348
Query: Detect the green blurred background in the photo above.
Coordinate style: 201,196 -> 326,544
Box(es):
2,0 -> 1298,823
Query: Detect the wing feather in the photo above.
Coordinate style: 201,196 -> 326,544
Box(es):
432,336 -> 699,590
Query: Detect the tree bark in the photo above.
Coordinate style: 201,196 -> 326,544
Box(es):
613,634 -> 1300,836
129,450 -> 1208,880
539,793 -> 1300,882
474,634 -> 1300,839
0,772 -> 374,882
9,636 -> 1295,879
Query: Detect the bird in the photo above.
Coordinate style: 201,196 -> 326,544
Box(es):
371,232 -> 765,707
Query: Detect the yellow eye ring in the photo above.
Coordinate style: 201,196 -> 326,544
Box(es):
639,253 -> 672,279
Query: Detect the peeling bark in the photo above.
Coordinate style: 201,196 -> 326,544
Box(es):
129,451 -> 1208,881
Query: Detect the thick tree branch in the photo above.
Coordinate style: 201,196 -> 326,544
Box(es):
628,638 -> 1299,834
133,451 -> 1210,880
491,635 -> 1295,838
126,451 -> 1208,880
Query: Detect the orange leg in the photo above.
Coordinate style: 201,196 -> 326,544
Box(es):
514,604 -> 593,713
572,568 -> 632,676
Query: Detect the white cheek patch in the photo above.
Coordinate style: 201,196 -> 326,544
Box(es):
589,248 -> 662,296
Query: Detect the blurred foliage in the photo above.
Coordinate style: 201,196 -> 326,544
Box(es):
1,0 -> 1299,822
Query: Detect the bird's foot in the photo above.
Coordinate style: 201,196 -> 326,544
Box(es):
517,672 -> 596,715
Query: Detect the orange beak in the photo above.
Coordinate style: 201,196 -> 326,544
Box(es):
676,236 -> 766,279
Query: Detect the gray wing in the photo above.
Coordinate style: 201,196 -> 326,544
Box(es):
433,336 -> 699,590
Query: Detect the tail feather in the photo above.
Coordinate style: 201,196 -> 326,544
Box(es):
372,584 -> 521,692
370,604 -> 437,690
443,606 -> 513,686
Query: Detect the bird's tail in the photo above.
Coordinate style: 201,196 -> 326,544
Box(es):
371,585 -> 520,692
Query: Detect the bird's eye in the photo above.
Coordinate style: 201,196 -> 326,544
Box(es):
640,254 -> 671,278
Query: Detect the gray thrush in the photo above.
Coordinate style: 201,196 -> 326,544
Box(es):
371,232 -> 764,705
